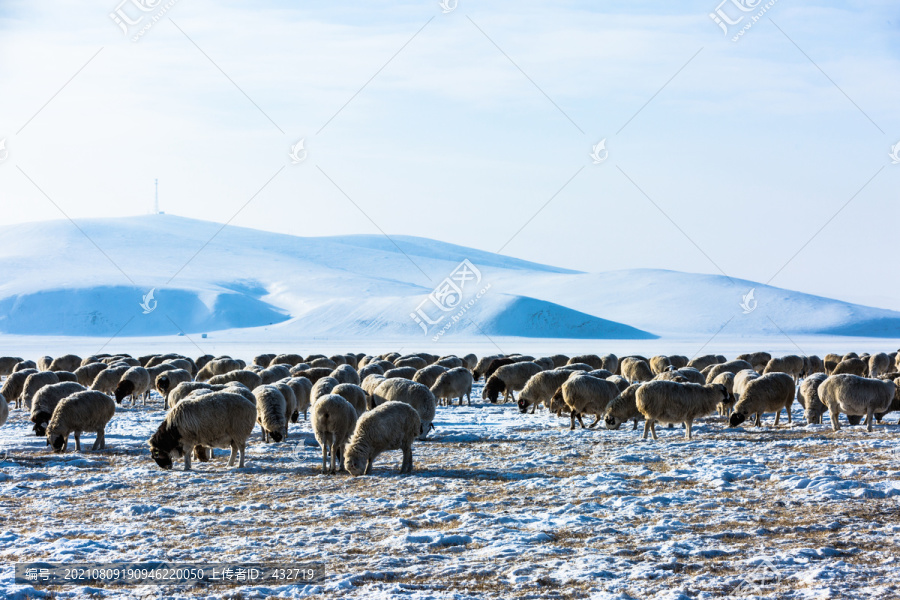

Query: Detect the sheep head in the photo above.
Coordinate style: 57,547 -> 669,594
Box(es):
482,376 -> 504,403
48,432 -> 66,452
31,411 -> 52,437
114,379 -> 135,404
148,420 -> 182,470
345,450 -> 367,476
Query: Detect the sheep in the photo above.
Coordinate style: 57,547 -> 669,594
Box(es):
516,369 -> 574,414
37,356 -> 53,371
763,355 -> 804,383
272,381 -> 297,439
798,373 -> 829,424
587,369 -> 614,379
271,353 -> 305,367
30,382 -> 86,436
874,376 -> 900,424
430,367 -> 474,407
46,390 -> 116,453
0,356 -> 23,377
208,370 -> 262,391
831,358 -> 868,377
733,369 -> 760,401
21,372 -> 60,410
435,356 -> 464,369
331,383 -> 367,417
14,360 -> 37,372
603,383 -> 643,430
285,376 -> 312,421
606,375 -> 630,393
344,401 -> 421,476
292,367 -> 332,383
384,366 -> 417,380
533,357 -> 555,371
149,391 -> 256,470
196,358 -> 244,381
635,380 -> 729,440
561,373 -> 621,430
253,385 -> 287,443
395,356 -> 428,371
413,364 -> 449,389
114,366 -> 152,405
462,353 -> 478,371
706,360 -> 754,383
156,369 -> 192,407
736,352 -> 772,373
312,394 -> 359,474
74,363 -> 107,388
358,363 -> 385,382
728,373 -> 795,428
46,354 -> 81,372
620,357 -> 653,383
91,366 -> 130,396
259,365 -> 291,385
55,371 -> 78,384
711,372 -> 735,416
310,357 -> 338,370
655,367 -> 705,385
842,352 -> 859,361
806,355 -> 826,375
668,355 -> 688,370
568,355 -> 603,370
194,354 -> 214,371
0,392 -> 7,428
562,363 -> 594,372
483,362 -> 543,403
1,368 -> 38,409
312,376 -> 340,402
685,355 -> 718,371
330,364 -> 360,386
650,356 -> 671,375
823,353 -> 842,374
369,359 -> 396,373
371,378 -> 436,439
868,353 -> 891,378
168,382 -> 215,407
253,353 -> 276,367
361,374 -> 386,403
818,374 -> 896,432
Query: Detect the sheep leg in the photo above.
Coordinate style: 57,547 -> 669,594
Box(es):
364,457 -> 373,475
684,420 -> 692,440
227,443 -> 238,467
774,411 -> 781,427
866,408 -> 874,433
401,443 -> 413,474
785,403 -> 792,424
569,411 -> 577,430
650,421 -> 659,440
74,432 -> 81,452
829,408 -> 841,432
184,449 -> 192,471
642,420 -> 652,440
330,441 -> 337,475
632,418 -> 638,430
588,415 -> 602,429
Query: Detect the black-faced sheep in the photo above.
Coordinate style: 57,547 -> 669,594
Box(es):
483,361 -> 543,403
22,371 -> 60,410
312,394 -> 359,474
620,357 -> 653,383
31,381 -> 86,436
1,368 -> 38,409
636,380 -> 729,440
156,369 -> 192,407
253,385 -> 287,443
412,364 -> 449,389
561,373 -> 621,430
798,373 -> 828,424
818,374 -> 896,432
47,390 -> 116,453
729,372 -> 795,428
603,383 -> 643,430
472,354 -> 503,381
516,369 -> 573,414
430,367 -> 473,407
149,391 -> 257,470
345,401 -> 421,476
114,366 -> 152,405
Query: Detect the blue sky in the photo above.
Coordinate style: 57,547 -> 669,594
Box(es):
1,0 -> 898,308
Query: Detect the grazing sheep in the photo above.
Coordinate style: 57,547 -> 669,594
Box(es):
156,369 -> 192,407
1,369 -> 38,409
686,355 -> 720,372
798,373 -> 829,424
330,364 -> 360,386
114,366 -> 152,405
562,363 -> 594,373
37,356 -> 53,371
533,357 -> 556,371
430,367 -> 473,407
312,394 -> 359,474
208,370 -> 262,391
395,356 -> 428,371
636,380 -> 729,440
310,357 -> 338,370
413,364 -> 449,389
361,374 -> 387,407
736,352 -> 772,373
606,375 -> 630,393
546,354 -> 569,368
483,358 -> 516,381
253,353 -> 276,367
194,355 -> 215,371
868,353 -> 891,378
149,391 -> 256,470
482,362 -> 543,403
271,353 -> 305,367
706,360 -> 754,384
284,376 -> 313,421
729,373 -> 795,428
667,355 -> 688,370
831,358 -> 868,377
253,385 -> 287,443
0,356 -> 23,377
54,371 -> 77,384
603,383 -> 643,430
650,356 -> 671,375
655,368 -> 705,385
874,377 -> 900,424
292,367 -> 332,384
435,356 -> 464,369
259,365 -> 292,385
344,401 -> 421,476
196,358 -> 244,381
371,378 -> 436,439
823,353 -> 842,374
600,354 -> 619,373
311,376 -> 340,402
561,373 -> 621,430
711,372 -> 736,416
358,363 -> 385,382
818,374 -> 896,432
22,372 -> 60,410
14,360 -> 37,372
733,369 -> 761,401
74,363 -> 107,388
331,383 -> 367,417
167,382 -> 215,408
568,355 -> 603,370
30,382 -> 86,436
587,369 -> 614,379
46,390 -> 116,453
620,357 -> 653,383
0,392 -> 7,428
48,354 -> 81,372
516,369 -> 573,414
91,366 -> 130,396
763,355 -> 804,383
472,355 -> 503,381
272,381 -> 297,439
384,366 -> 417,380
462,353 -> 478,371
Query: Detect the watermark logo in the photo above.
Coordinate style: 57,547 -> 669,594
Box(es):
140,288 -> 158,314
109,0 -> 181,42
439,0 -> 458,13
734,557 -> 781,596
710,0 -> 778,41
739,288 -> 757,314
890,141 -> 900,165
410,259 -> 490,340
590,139 -> 608,164
0,139 -> 8,163
289,139 -> 308,164
290,443 -> 304,465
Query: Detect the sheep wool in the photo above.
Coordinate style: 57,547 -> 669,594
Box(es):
345,401 -> 421,476
47,390 -> 116,453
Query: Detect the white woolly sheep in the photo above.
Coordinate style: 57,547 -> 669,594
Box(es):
345,401 -> 421,476
328,364 -> 359,386
620,357 -> 653,384
601,354 -> 619,373
371,378 -> 436,440
196,358 -> 244,381
259,364 -> 292,385
831,358 -> 868,377
818,374 -> 896,432
655,368 -> 705,385
798,373 -> 828,424
91,366 -> 130,396
711,372 -> 735,416
48,354 -> 82,372
284,376 -> 312,421
0,393 -> 7,428
1,369 -> 38,409
686,355 -> 720,371
37,356 -> 53,371
462,353 -> 478,371
606,375 -> 630,393
568,354 -> 603,370
22,371 -> 60,410
412,364 -> 449,389
706,360 -> 754,384
561,373 -> 621,430
482,361 -> 543,403
312,394 -> 359,474
310,357 -> 338,370
435,356 -> 464,369
516,369 -> 574,414
736,352 -> 772,373
650,356 -> 671,375
168,382 -> 215,407
30,381 -> 86,436
47,390 -> 116,453
763,355 -> 804,382
0,356 -> 23,377
472,354 -> 504,381
603,383 -> 643,430
729,372 -> 795,428
272,381 -> 297,439
114,366 -> 152,405
311,376 -> 340,402
149,391 -> 256,470
384,366 -> 418,380
208,370 -> 262,391
430,367 -> 474,407
253,385 -> 287,443
74,363 -> 107,388
733,369 -> 760,402
358,363 -> 385,381
868,353 -> 891,378
331,383 -> 367,417
636,380 -> 729,440
253,353 -> 276,367
156,369 -> 192,407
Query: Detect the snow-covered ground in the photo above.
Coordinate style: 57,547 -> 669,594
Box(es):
2,378 -> 899,600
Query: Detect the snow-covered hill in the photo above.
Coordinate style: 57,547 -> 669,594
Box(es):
0,215 -> 898,340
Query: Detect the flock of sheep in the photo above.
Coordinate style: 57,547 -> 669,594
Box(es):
0,349 -> 897,475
